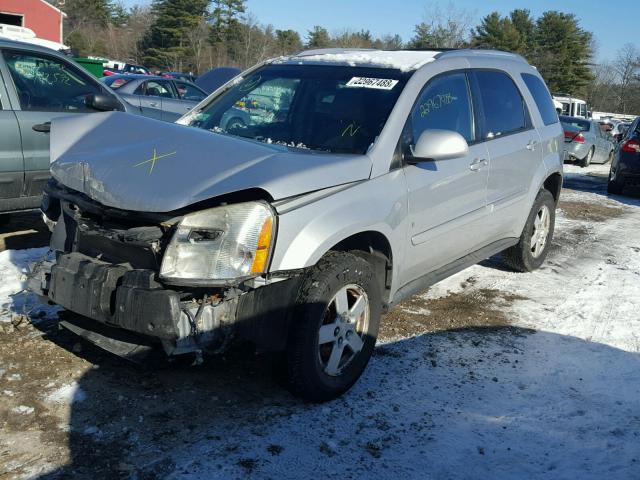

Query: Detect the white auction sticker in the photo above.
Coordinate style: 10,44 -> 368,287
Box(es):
345,77 -> 399,90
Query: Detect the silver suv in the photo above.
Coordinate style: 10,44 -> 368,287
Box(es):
30,49 -> 563,401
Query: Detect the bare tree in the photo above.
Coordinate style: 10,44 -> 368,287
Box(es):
613,43 -> 640,113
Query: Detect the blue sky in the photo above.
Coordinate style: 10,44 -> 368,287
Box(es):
123,0 -> 637,62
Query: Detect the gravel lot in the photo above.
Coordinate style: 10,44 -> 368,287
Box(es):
1,163 -> 639,479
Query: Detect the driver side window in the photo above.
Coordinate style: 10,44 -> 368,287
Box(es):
2,50 -> 101,112
410,72 -> 474,144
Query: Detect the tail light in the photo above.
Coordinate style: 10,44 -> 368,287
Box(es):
621,139 -> 640,153
564,131 -> 585,143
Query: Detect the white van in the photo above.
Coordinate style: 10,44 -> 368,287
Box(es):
553,94 -> 588,118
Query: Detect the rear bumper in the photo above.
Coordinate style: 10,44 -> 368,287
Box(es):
29,252 -> 301,356
562,142 -> 589,161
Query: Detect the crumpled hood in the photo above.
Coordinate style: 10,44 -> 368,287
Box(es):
49,112 -> 372,212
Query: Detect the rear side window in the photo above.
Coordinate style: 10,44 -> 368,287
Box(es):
473,70 -> 529,138
521,73 -> 558,126
104,77 -> 133,90
410,72 -> 474,143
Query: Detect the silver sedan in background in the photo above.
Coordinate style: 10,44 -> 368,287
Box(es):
560,115 -> 614,167
101,74 -> 207,122
101,74 -> 250,128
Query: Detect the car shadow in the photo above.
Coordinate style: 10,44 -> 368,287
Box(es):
563,167 -> 640,206
25,311 -> 640,479
0,211 -> 50,251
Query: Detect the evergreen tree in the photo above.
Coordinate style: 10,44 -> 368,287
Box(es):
532,11 -> 593,95
471,12 -> 522,52
306,26 -> 331,49
142,0 -> 210,69
275,29 -> 303,56
510,9 -> 535,53
210,0 -> 246,43
406,23 -> 437,49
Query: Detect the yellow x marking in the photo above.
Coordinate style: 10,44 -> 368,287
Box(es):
133,148 -> 177,174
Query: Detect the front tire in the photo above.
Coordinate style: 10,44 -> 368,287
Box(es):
503,189 -> 556,272
286,251 -> 381,402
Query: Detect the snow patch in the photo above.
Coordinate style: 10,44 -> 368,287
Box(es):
45,383 -> 87,405
281,50 -> 439,72
0,247 -> 59,322
12,405 -> 34,415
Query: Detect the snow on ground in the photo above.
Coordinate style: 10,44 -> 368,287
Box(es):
0,248 -> 52,322
1,164 -> 639,479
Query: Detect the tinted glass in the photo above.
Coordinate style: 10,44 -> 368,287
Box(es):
521,73 -> 558,126
3,50 -> 101,112
475,70 -> 528,138
410,72 -> 474,143
184,65 -> 409,154
175,81 -> 205,102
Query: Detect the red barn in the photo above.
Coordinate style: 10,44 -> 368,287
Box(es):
0,0 -> 66,43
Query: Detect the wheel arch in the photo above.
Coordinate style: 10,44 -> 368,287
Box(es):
543,172 -> 562,204
329,230 -> 394,304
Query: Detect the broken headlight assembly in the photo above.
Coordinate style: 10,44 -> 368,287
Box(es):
159,201 -> 275,284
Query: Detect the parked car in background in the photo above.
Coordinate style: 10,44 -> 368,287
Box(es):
195,66 -> 241,94
560,115 -> 614,167
103,62 -> 151,76
32,48 -> 563,401
608,117 -> 640,194
163,71 -> 197,83
101,74 -> 208,122
611,121 -> 631,142
0,39 -> 137,219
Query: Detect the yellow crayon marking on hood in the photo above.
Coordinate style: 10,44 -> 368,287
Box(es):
342,122 -> 361,137
134,148 -> 177,174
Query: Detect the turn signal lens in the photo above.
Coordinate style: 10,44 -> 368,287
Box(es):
251,217 -> 273,273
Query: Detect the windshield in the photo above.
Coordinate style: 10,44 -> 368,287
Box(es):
183,64 -> 410,154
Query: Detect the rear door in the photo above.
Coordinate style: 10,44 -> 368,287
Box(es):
401,71 -> 490,286
0,64 -> 24,204
470,69 -> 541,239
0,48 -> 105,198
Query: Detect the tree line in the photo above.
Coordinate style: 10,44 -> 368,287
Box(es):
48,0 -> 639,114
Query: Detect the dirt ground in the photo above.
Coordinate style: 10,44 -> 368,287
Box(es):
1,164 -> 639,479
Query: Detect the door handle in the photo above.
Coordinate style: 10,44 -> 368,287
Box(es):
149,101 -> 159,107
32,122 -> 51,133
526,139 -> 539,151
469,158 -> 488,171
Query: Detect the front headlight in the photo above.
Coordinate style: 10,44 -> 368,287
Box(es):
159,201 -> 275,283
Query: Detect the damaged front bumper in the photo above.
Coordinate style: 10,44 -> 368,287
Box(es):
29,253 -> 301,359
29,180 -> 303,359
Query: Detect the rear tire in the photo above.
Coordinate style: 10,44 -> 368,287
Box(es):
286,251 -> 381,402
580,147 -> 594,168
607,169 -> 624,194
503,189 -> 555,272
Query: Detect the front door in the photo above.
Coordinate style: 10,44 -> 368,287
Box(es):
0,49 -> 105,198
402,71 -> 490,286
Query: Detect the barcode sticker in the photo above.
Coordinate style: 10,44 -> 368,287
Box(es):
345,77 -> 399,90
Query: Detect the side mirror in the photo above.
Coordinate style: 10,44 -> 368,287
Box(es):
85,93 -> 124,112
408,129 -> 469,162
